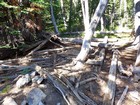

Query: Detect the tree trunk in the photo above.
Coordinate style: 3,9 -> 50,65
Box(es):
110,0 -> 116,28
80,0 -> 90,32
68,0 -> 73,32
50,0 -> 59,35
119,0 -> 123,29
101,16 -> 105,31
134,0 -> 140,67
60,0 -> 67,29
75,0 -> 108,67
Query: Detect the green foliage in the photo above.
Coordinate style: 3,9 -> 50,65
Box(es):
19,68 -> 32,75
0,85 -> 11,94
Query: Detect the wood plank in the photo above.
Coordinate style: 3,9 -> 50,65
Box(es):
103,50 -> 118,105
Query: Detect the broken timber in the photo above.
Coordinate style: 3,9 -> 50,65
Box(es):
116,86 -> 128,105
103,50 -> 118,105
86,36 -> 108,66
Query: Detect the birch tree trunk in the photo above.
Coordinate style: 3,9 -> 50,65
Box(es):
50,0 -> 59,35
60,0 -> 67,29
123,0 -> 128,27
68,0 -> 73,32
80,0 -> 90,32
110,0 -> 116,28
75,0 -> 108,68
101,16 -> 105,31
134,0 -> 140,66
119,0 -> 123,29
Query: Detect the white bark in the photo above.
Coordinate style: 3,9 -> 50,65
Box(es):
50,0 -> 59,35
75,0 -> 108,65
60,0 -> 67,29
101,17 -> 105,31
134,0 -> 140,66
80,0 -> 90,32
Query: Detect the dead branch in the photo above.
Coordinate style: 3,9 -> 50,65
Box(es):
103,50 -> 118,105
49,39 -> 64,48
117,86 -> 129,105
78,91 -> 97,105
27,39 -> 49,56
33,66 -> 83,105
61,76 -> 85,103
79,77 -> 97,86
34,46 -> 79,55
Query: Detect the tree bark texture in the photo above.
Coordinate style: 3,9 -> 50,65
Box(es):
134,0 -> 140,66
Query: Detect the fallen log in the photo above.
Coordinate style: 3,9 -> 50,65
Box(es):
116,86 -> 129,105
62,38 -> 118,43
79,77 -> 97,86
61,76 -> 97,105
78,91 -> 97,105
61,30 -> 133,35
33,66 -> 83,105
34,46 -> 79,55
86,36 -> 108,66
118,61 -> 132,77
61,76 -> 85,104
45,71 -> 83,105
27,39 -> 49,56
103,50 -> 118,105
24,40 -> 43,52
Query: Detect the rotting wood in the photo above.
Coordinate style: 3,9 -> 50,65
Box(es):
103,50 -> 118,105
117,86 -> 129,105
118,61 -> 132,77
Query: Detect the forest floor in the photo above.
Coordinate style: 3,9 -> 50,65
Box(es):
0,36 -> 140,105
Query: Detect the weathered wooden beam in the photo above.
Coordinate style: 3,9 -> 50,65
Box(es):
86,36 -> 108,66
103,50 -> 118,105
116,86 -> 128,105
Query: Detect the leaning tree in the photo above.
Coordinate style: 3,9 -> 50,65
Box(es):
73,0 -> 108,68
134,0 -> 140,67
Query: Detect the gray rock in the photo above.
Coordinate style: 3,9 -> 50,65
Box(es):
26,88 -> 46,105
32,76 -> 40,83
21,100 -> 27,105
38,101 -> 44,105
16,74 -> 31,88
2,96 -> 18,105
30,71 -> 37,78
37,77 -> 44,84
128,90 -> 140,101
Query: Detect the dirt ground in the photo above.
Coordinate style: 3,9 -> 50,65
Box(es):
0,39 -> 140,105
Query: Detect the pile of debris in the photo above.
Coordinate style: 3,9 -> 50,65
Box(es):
0,36 -> 140,105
